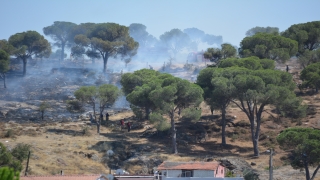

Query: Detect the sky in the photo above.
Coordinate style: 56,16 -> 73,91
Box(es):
1,0 -> 320,47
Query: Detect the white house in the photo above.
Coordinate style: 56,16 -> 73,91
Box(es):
157,161 -> 243,180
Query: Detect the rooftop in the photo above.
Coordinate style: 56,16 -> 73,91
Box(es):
157,161 -> 221,171
20,174 -> 101,180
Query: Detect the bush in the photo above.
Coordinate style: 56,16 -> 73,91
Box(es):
5,129 -> 14,138
82,126 -> 91,136
130,105 -> 145,120
66,99 -> 84,113
11,143 -> 31,162
150,113 -> 171,132
181,108 -> 201,122
0,167 -> 20,180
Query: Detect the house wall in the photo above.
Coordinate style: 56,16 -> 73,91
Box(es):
165,170 -> 182,177
215,165 -> 225,178
193,170 -> 214,177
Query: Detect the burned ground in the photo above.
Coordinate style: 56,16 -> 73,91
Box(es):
1,58 -> 320,180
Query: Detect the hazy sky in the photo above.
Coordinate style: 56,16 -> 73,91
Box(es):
1,0 -> 319,47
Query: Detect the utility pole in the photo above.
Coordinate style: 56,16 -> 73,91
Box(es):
269,149 -> 273,180
24,151 -> 31,176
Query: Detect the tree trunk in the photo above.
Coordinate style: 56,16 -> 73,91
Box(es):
3,73 -> 6,88
145,107 -> 150,120
61,43 -> 65,63
310,164 -> 320,180
303,156 -> 310,180
249,116 -> 259,157
103,57 -> 108,73
41,111 -> 44,120
23,58 -> 27,76
170,111 -> 178,154
221,108 -> 226,145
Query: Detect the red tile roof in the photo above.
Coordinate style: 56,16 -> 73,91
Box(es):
157,161 -> 221,171
20,174 -> 101,180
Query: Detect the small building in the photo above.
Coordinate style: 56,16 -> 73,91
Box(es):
157,161 -> 226,179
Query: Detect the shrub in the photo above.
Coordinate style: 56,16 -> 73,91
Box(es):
5,129 -> 14,138
181,108 -> 201,122
82,126 -> 91,136
66,99 -> 84,113
11,143 -> 31,162
0,167 -> 20,180
150,113 -> 171,132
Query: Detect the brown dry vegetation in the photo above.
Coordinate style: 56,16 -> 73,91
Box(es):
1,59 -> 320,180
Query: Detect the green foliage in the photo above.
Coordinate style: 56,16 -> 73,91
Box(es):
8,31 -> 51,75
181,108 -> 201,122
66,99 -> 84,113
204,43 -> 237,62
277,127 -> 320,180
239,33 -> 298,62
73,23 -> 139,72
298,49 -> 320,68
74,85 -> 120,121
282,21 -> 320,54
246,26 -> 279,37
243,169 -> 259,180
149,113 -> 171,132
121,69 -> 169,119
39,101 -> 50,112
300,62 -> 320,92
0,167 -> 20,180
219,56 -> 275,70
43,21 -> 77,60
0,142 -> 31,172
0,50 -> 10,74
5,129 -> 14,138
11,143 -> 31,162
160,29 -> 192,58
225,170 -> 235,177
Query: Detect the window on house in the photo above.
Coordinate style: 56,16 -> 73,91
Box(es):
221,169 -> 223,174
181,170 -> 192,177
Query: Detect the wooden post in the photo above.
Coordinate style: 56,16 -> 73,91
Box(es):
25,151 -> 31,176
269,149 -> 273,180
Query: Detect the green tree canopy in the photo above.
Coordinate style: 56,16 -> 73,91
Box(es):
229,68 -> 305,156
219,56 -> 275,70
245,26 -> 279,37
0,50 -> 10,88
74,84 -> 120,133
43,21 -> 77,61
239,33 -> 298,62
159,29 -> 192,59
0,142 -> 31,172
282,21 -> 320,55
204,43 -> 237,62
73,23 -> 139,72
8,31 -> 51,76
121,69 -> 170,119
198,59 -> 305,156
300,62 -> 320,92
277,127 -> 320,180
298,48 -> 320,68
149,76 -> 203,154
197,67 -> 238,145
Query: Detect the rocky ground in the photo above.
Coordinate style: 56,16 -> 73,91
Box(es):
0,58 -> 320,180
